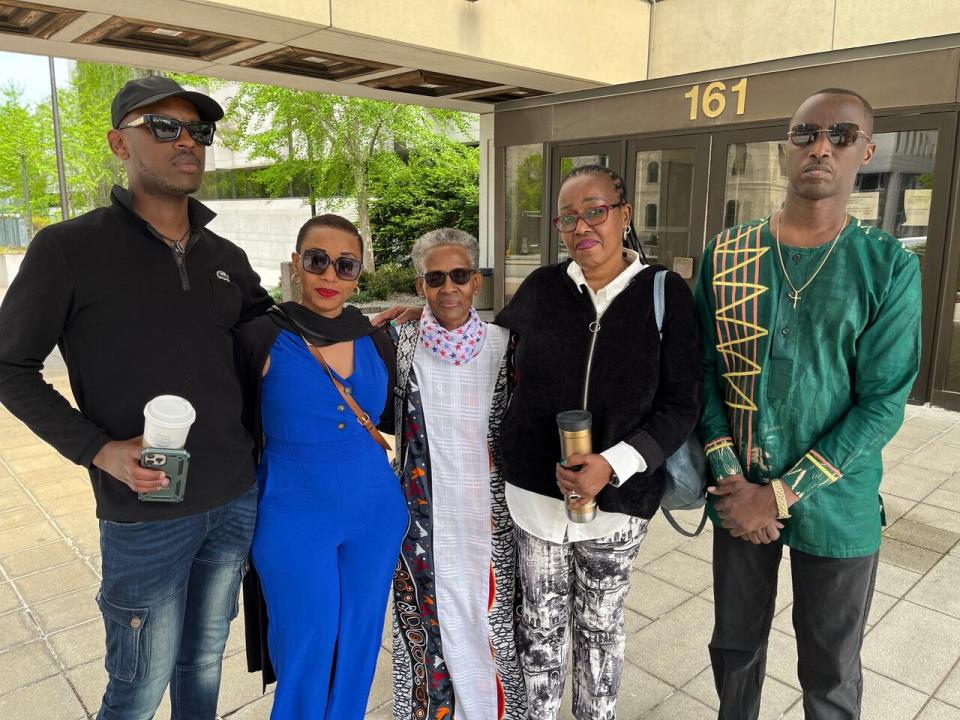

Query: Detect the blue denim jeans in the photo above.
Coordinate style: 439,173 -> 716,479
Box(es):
96,484 -> 257,720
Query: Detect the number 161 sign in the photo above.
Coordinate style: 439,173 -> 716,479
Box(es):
684,78 -> 748,121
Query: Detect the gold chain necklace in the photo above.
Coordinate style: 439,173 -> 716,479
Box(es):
774,212 -> 846,309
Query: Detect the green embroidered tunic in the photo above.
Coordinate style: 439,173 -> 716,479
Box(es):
695,216 -> 921,558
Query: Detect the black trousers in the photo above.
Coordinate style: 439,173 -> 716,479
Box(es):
709,528 -> 879,720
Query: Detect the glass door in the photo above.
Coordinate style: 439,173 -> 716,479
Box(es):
548,142 -> 624,264
503,144 -> 546,301
708,113 -> 958,404
625,134 -> 711,281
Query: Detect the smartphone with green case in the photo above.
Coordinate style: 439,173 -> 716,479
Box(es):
138,448 -> 189,502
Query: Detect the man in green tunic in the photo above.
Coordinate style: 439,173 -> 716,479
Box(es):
696,88 -> 921,719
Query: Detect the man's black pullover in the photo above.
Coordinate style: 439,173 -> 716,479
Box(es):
0,186 -> 272,521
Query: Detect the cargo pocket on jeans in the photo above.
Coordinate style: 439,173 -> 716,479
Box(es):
98,592 -> 149,683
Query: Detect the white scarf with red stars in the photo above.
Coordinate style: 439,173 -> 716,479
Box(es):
418,305 -> 486,366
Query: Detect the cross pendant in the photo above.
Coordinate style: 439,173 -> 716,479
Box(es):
789,290 -> 801,309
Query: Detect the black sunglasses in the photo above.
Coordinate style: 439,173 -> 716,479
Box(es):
118,114 -> 216,146
421,268 -> 477,288
298,249 -> 363,281
787,122 -> 871,148
552,202 -> 624,232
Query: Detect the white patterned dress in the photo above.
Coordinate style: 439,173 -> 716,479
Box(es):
391,320 -> 525,720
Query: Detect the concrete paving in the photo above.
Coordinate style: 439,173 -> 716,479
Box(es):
1,360 -> 959,719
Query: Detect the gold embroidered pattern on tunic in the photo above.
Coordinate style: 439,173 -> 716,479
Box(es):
711,222 -> 770,470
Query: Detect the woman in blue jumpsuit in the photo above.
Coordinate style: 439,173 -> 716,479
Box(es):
239,215 -> 408,719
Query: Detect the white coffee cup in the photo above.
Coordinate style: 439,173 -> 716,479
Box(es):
143,395 -> 196,449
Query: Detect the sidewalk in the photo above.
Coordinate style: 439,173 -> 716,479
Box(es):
0,362 -> 958,719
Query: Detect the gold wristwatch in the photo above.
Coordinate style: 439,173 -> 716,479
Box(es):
771,479 -> 791,519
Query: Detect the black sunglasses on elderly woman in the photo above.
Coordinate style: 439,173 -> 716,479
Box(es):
298,249 -> 363,281
420,268 -> 477,288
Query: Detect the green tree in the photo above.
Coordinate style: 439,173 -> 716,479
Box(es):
225,84 -> 469,270
369,140 -> 479,264
516,153 -> 544,214
59,62 -> 148,213
0,84 -> 57,237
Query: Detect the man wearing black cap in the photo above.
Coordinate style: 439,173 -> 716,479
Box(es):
0,76 -> 271,719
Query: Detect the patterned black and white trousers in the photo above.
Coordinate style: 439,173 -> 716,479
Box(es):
516,517 -> 648,720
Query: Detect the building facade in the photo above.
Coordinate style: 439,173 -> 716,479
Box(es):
493,34 -> 960,410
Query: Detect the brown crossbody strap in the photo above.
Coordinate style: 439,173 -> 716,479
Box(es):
303,341 -> 392,452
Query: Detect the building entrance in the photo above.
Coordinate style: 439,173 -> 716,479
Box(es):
496,44 -> 960,407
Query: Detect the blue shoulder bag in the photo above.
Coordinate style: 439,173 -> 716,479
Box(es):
653,270 -> 709,537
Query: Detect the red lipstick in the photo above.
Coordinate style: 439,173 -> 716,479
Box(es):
315,288 -> 338,298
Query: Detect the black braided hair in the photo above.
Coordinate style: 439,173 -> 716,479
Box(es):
559,164 -> 647,261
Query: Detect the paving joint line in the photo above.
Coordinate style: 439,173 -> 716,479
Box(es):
2,556 -> 95,583
0,535 -> 69,560
0,452 -> 98,716
895,421 -> 960,465
0,455 -> 102,583
0,605 -> 88,666
910,650 -> 960,718
859,599 -> 960,700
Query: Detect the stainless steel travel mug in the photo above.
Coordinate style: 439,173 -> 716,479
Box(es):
557,410 -> 597,523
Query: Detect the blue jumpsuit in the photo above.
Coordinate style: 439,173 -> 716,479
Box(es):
251,330 -> 408,719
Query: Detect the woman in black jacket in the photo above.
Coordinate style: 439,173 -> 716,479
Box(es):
379,165 -> 702,718
496,164 -> 702,718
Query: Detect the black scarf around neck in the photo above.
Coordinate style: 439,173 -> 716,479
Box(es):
268,301 -> 375,347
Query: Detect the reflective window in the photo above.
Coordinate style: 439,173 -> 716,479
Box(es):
559,154 -> 607,179
852,130 -> 937,243
647,161 -> 659,183
645,203 -> 658,228
720,140 -> 788,228
720,131 -> 937,245
504,144 -> 544,300
633,148 -> 696,271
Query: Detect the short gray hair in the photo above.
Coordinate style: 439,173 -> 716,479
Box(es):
411,228 -> 479,275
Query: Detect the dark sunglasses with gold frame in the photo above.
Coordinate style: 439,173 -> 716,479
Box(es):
787,122 -> 872,148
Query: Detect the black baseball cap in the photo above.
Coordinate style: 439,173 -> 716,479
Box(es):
111,76 -> 224,129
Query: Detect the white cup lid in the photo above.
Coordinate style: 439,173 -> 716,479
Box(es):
144,395 -> 196,428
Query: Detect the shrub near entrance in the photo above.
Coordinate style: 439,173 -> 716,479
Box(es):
355,264 -> 417,302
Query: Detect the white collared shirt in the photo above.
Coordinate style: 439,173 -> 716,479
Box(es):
505,249 -> 650,544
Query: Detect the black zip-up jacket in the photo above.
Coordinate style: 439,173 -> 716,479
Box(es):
495,261 -> 703,519
0,185 -> 272,521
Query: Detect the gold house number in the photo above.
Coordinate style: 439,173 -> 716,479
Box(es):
684,78 -> 748,120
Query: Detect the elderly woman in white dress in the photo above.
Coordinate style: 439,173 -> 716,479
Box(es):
390,228 -> 525,720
